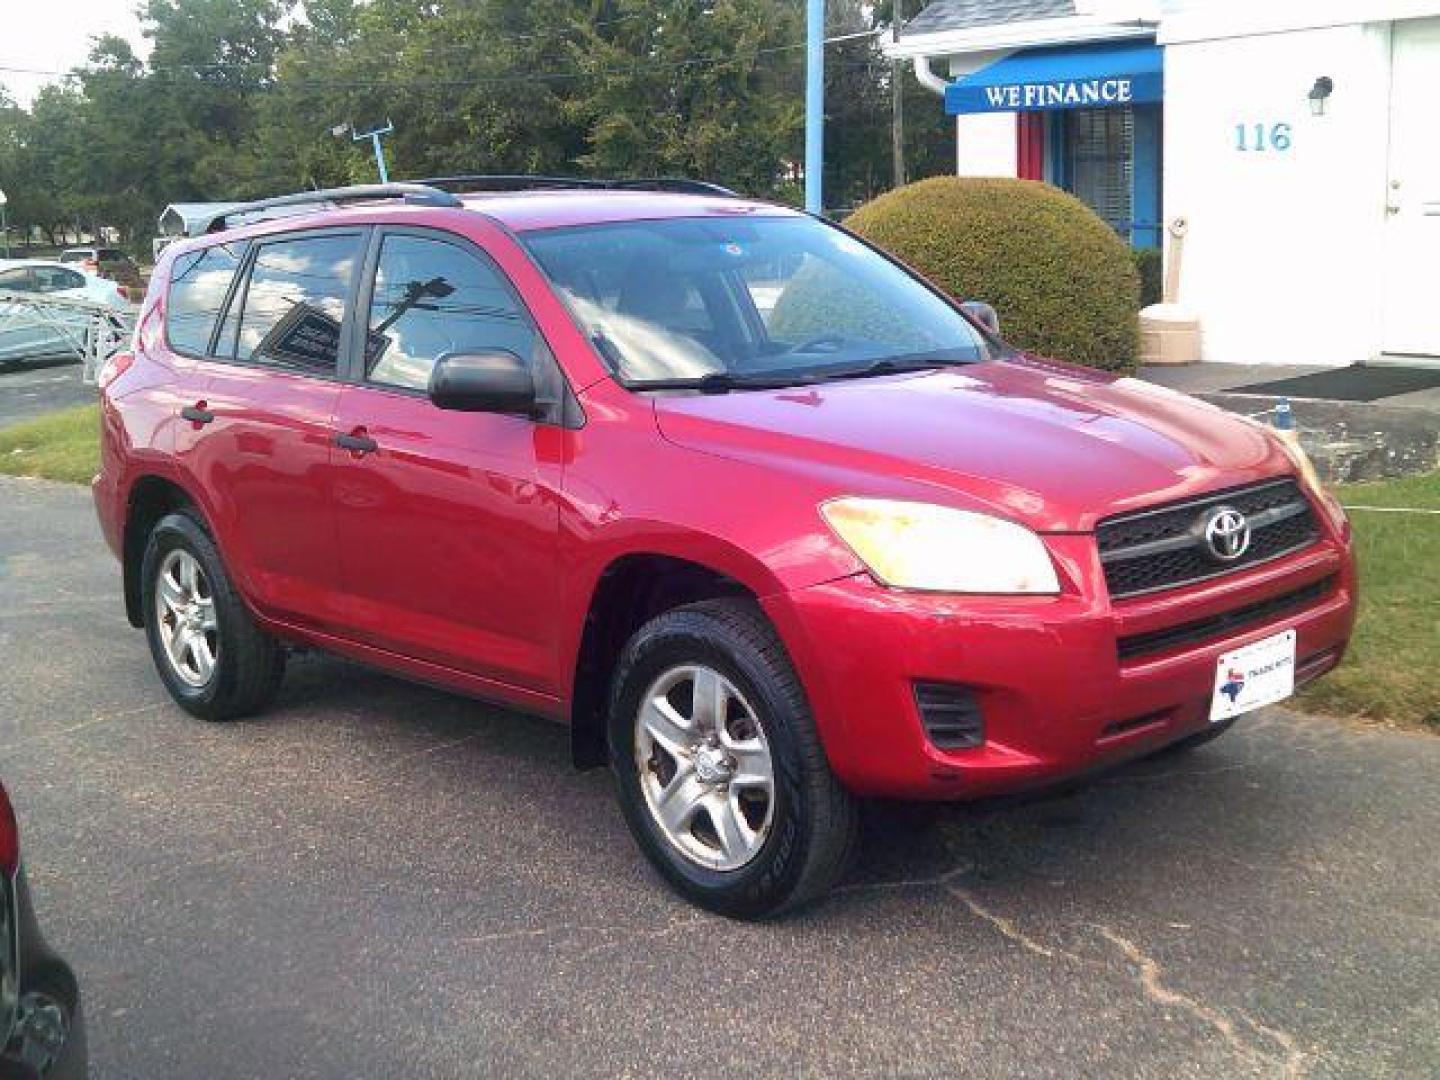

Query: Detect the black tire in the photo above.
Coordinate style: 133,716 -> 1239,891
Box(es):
608,599 -> 857,919
140,510 -> 285,721
1150,717 -> 1236,759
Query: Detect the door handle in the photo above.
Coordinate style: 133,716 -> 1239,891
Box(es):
334,429 -> 379,456
181,403 -> 214,425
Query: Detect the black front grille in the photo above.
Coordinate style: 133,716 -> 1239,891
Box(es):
913,683 -> 984,750
1098,479 -> 1321,599
1117,575 -> 1337,661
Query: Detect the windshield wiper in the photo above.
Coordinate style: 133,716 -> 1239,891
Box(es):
625,372 -> 818,394
815,358 -> 942,382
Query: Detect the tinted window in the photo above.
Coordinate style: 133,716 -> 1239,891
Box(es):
365,234 -> 534,391
0,268 -> 34,292
235,234 -> 361,374
167,241 -> 248,357
58,251 -> 90,264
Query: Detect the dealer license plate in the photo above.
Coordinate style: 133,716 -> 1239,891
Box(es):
1210,629 -> 1296,722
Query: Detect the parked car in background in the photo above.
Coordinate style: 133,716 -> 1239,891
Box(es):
59,247 -> 143,293
1,779 -> 87,1077
0,259 -> 133,365
94,179 -> 1356,918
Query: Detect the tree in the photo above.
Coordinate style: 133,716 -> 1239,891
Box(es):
0,0 -> 939,253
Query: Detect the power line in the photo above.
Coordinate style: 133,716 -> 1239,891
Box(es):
0,27 -> 882,85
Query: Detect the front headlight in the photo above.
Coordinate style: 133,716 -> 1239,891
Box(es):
1276,434 -> 1347,530
1276,432 -> 1323,495
820,498 -> 1060,594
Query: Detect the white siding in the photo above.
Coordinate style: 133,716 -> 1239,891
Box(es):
954,112 -> 1020,176
1161,23 -> 1393,365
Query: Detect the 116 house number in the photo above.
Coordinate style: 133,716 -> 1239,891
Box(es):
1235,122 -> 1293,152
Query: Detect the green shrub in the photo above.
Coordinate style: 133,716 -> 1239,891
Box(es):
1133,246 -> 1163,308
844,176 -> 1140,372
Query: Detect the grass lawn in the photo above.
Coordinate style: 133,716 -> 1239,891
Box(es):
1,402 -> 1435,729
0,403 -> 100,485
1299,470 -> 1440,732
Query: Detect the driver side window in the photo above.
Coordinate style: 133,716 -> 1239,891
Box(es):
364,234 -> 537,392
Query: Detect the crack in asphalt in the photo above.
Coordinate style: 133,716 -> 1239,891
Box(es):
1094,925 -> 1307,1079
842,864 -> 1309,1077
946,879 -> 1074,961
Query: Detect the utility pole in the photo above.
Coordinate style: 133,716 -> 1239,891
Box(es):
333,121 -> 394,183
0,189 -> 8,258
891,0 -> 905,189
804,0 -> 824,214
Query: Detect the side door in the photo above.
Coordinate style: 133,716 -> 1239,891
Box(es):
180,228 -> 366,628
1382,18 -> 1440,357
328,226 -> 565,695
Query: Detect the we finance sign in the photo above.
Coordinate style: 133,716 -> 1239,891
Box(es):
987,78 -> 1135,110
946,63 -> 1162,115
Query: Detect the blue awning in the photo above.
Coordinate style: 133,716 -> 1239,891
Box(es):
945,41 -> 1163,115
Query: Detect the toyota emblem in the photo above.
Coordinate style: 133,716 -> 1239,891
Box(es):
1201,505 -> 1251,562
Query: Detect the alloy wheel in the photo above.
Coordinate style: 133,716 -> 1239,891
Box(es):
634,664 -> 776,871
155,549 -> 219,688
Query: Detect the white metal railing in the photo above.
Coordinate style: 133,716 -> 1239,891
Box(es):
0,293 -> 137,384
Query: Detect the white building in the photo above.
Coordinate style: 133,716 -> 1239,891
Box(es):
889,1 -> 1440,367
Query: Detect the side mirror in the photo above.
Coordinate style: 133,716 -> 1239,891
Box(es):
960,300 -> 1000,336
428,350 -> 537,415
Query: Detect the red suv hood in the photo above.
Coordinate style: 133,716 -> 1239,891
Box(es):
653,358 -> 1295,533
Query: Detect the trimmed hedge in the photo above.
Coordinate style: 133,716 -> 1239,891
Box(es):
1133,246 -> 1163,308
844,177 -> 1141,372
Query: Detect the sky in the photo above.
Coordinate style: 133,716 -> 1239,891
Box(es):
1,0 -> 148,107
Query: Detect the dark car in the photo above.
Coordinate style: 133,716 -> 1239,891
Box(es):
58,248 -> 143,295
1,780 -> 86,1078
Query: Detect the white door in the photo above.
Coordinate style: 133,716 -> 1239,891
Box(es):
1383,18 -> 1440,356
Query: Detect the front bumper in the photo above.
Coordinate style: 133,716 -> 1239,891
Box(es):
764,531 -> 1356,800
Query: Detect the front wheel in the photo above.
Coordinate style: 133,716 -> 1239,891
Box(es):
140,510 -> 285,721
608,599 -> 857,919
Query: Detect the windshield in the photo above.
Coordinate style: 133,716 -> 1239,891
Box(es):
521,215 -> 992,389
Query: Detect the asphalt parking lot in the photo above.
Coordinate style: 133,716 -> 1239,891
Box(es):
2,475 -> 1437,1079
0,358 -> 94,429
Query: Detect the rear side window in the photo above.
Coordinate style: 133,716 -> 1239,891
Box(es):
167,241 -> 248,357
0,268 -> 34,292
364,234 -> 536,391
234,234 -> 362,375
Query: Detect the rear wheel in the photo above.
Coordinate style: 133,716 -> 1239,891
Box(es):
608,599 -> 856,918
141,511 -> 285,721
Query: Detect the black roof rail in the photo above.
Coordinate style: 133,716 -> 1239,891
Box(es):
416,175 -> 738,198
610,178 -> 739,197
199,183 -> 463,234
417,175 -> 606,193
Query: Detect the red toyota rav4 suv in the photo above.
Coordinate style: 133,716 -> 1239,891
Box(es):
94,179 -> 1356,917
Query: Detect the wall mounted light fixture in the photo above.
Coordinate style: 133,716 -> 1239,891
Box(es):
1308,76 -> 1334,116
